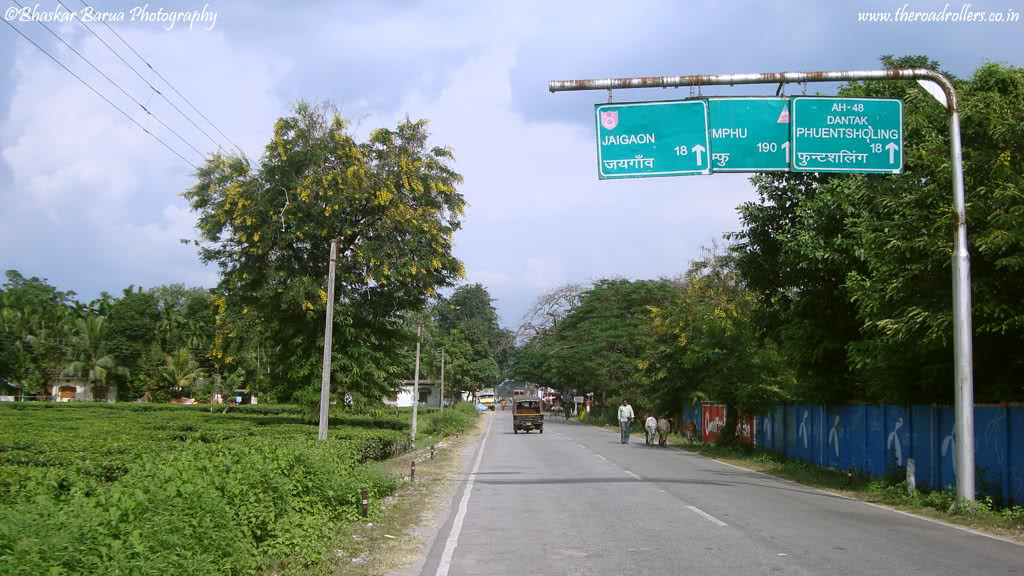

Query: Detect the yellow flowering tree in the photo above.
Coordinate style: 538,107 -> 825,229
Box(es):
183,101 -> 465,401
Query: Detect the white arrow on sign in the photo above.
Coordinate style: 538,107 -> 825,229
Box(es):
885,142 -> 899,164
782,141 -> 790,164
692,144 -> 705,166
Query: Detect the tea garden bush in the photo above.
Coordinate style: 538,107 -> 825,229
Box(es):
0,401 -> 478,575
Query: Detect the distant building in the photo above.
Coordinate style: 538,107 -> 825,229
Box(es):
384,380 -> 444,408
49,376 -> 117,402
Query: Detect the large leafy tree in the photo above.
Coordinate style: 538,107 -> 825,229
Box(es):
183,102 -> 466,401
642,245 -> 790,426
534,278 -> 677,408
105,286 -> 160,392
434,283 -> 504,391
509,283 -> 587,389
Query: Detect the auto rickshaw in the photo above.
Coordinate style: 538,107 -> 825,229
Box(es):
512,398 -> 543,434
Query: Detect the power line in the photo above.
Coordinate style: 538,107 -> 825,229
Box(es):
56,0 -> 229,154
2,17 -> 199,170
9,0 -> 207,160
76,0 -> 244,155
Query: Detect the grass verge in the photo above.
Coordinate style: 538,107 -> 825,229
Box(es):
673,438 -> 1024,542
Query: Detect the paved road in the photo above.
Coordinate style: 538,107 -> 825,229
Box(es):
421,411 -> 1021,576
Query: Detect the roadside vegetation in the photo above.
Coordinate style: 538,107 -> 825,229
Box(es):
0,402 -> 478,575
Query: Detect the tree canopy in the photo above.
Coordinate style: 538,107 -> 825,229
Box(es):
182,102 -> 467,401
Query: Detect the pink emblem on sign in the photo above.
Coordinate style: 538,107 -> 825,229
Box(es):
601,110 -> 618,130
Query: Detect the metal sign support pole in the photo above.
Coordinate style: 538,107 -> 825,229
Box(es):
548,68 -> 974,501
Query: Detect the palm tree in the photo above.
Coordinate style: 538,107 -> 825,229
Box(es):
156,307 -> 185,354
162,347 -> 204,398
63,315 -> 128,401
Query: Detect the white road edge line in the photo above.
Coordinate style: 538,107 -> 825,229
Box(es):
435,412 -> 495,576
693,451 -> 1024,547
688,505 -> 728,527
624,470 -> 642,480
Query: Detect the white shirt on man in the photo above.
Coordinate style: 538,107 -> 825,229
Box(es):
617,403 -> 634,422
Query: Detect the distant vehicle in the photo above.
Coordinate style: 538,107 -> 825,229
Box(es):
478,388 -> 496,410
513,398 -> 543,434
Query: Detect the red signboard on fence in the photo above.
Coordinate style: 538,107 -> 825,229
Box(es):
702,404 -> 727,444
701,404 -> 755,445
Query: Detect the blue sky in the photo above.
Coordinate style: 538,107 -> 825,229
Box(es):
1,0 -> 1022,327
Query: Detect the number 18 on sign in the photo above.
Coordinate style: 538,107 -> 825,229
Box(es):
595,100 -> 711,179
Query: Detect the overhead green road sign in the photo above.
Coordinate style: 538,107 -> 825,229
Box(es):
595,100 -> 710,179
791,97 -> 903,173
708,97 -> 791,172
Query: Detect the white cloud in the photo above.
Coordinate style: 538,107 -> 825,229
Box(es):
523,255 -> 566,291
0,22 -> 289,296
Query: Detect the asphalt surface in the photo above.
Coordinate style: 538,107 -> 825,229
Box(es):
420,411 -> 1022,576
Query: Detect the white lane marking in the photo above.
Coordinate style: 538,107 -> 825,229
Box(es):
624,470 -> 642,480
687,505 -> 728,527
696,453 -> 1024,548
777,553 -> 788,557
576,443 -> 586,449
435,412 -> 494,576
595,454 -> 607,461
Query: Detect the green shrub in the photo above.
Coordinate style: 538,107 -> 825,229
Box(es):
0,400 -> 477,575
420,403 -> 477,438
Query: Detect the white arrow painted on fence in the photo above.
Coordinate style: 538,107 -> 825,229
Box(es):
692,144 -> 705,166
886,142 -> 899,164
798,410 -> 809,449
829,415 -> 841,458
887,417 -> 904,466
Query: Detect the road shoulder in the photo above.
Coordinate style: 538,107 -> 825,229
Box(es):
326,412 -> 491,576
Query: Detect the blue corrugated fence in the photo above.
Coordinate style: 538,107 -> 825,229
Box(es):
687,403 -> 1023,507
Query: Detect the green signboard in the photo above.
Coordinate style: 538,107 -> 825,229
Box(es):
791,97 -> 903,173
708,97 -> 791,172
595,100 -> 710,179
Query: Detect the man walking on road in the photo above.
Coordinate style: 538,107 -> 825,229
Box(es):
618,400 -> 634,444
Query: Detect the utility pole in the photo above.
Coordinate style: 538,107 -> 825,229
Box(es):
440,347 -> 445,413
548,67 -> 975,501
318,238 -> 339,441
411,325 -> 421,448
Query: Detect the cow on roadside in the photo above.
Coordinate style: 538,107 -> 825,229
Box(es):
657,418 -> 671,446
644,416 -> 658,446
685,420 -> 698,443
